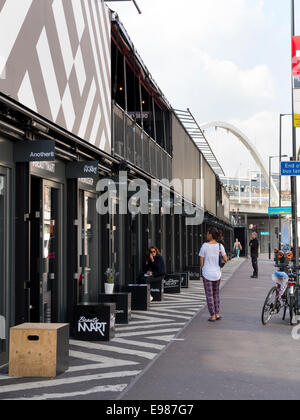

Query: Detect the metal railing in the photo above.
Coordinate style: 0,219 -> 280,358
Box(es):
113,104 -> 172,180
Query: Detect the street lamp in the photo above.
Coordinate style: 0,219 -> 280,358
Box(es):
279,114 -> 292,249
269,155 -> 288,259
291,0 -> 299,264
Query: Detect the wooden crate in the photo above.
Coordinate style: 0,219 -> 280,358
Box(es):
9,323 -> 69,378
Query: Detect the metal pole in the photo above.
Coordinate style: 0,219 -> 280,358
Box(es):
279,114 -> 282,250
291,0 -> 299,265
269,158 -> 272,258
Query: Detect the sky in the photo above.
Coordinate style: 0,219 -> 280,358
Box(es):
107,0 -> 300,178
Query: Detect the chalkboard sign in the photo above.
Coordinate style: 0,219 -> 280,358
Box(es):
186,266 -> 201,281
180,272 -> 189,288
164,275 -> 181,294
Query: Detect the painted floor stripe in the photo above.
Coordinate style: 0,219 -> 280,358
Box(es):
7,384 -> 128,400
0,371 -> 141,394
112,338 -> 164,351
116,322 -> 185,332
70,340 -> 157,360
116,328 -> 181,338
70,350 -> 139,368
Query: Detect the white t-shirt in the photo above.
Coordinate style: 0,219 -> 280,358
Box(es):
199,243 -> 226,281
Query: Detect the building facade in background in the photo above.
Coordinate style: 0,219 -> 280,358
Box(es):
0,0 -> 232,365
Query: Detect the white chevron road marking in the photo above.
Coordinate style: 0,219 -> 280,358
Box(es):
7,384 -> 128,400
116,322 -> 185,332
149,335 -> 176,342
116,328 -> 182,338
111,338 -> 165,351
70,350 -> 139,368
0,371 -> 141,395
70,340 -> 157,360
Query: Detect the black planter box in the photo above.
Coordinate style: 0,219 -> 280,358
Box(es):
127,284 -> 150,311
186,266 -> 201,281
164,274 -> 181,294
73,302 -> 116,341
99,293 -> 132,324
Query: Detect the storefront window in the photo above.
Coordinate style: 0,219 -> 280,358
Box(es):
79,191 -> 99,302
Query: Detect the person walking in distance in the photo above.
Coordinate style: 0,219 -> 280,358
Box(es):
249,232 -> 259,278
233,238 -> 242,259
199,227 -> 228,322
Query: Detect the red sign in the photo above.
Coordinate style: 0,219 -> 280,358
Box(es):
292,36 -> 300,76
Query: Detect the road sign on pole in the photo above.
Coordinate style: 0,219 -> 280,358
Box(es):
268,207 -> 292,215
281,161 -> 300,176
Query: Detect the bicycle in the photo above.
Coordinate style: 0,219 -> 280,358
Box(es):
261,252 -> 300,326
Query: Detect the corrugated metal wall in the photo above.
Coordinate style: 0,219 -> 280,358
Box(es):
171,115 -> 201,205
203,158 -> 216,215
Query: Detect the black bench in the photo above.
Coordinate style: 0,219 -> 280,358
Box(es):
127,284 -> 150,311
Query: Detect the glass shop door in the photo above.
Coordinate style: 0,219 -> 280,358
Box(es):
30,178 -> 62,323
78,190 -> 99,303
0,167 -> 10,365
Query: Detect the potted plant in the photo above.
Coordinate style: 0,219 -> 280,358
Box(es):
104,268 -> 119,294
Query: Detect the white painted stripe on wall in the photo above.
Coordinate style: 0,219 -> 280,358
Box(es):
17,71 -> 37,112
0,0 -> 33,76
71,0 -> 85,42
0,370 -> 141,394
8,384 -> 128,400
62,84 -> 76,131
36,27 -> 61,121
96,0 -> 111,77
78,78 -> 96,138
91,0 -> 110,101
52,0 -> 74,79
83,1 -> 111,146
74,45 -> 86,96
100,130 -> 107,149
89,105 -> 101,145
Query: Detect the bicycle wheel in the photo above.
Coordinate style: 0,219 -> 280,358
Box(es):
262,287 -> 279,325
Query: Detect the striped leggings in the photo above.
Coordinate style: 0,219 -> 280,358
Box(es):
203,277 -> 221,316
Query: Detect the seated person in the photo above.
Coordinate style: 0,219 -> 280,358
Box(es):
138,247 -> 166,301
145,246 -> 166,279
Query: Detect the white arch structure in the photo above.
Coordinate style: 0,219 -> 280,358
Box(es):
200,121 -> 279,205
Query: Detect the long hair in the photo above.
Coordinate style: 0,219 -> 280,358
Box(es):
145,249 -> 151,263
149,246 -> 161,256
208,227 -> 221,242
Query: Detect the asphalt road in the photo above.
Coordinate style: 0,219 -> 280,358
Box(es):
120,257 -> 300,401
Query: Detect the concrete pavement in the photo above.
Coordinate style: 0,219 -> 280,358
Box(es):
120,257 -> 300,400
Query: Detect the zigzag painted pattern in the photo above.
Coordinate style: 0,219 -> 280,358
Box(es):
0,0 -> 111,153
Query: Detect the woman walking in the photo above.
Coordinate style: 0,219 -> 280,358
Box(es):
233,238 -> 242,259
199,227 -> 228,322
